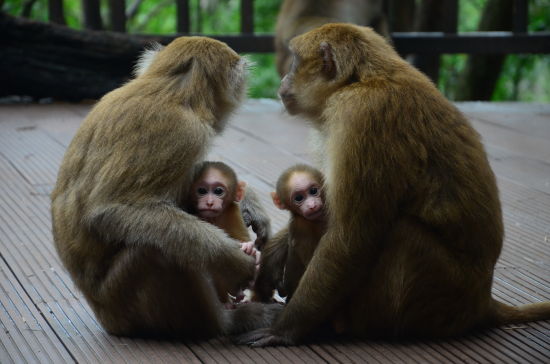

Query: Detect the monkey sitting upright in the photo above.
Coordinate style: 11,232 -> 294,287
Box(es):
51,36 -> 280,339
253,164 -> 326,304
189,161 -> 261,304
237,23 -> 550,347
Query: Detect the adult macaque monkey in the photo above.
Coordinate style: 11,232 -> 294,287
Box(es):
275,0 -> 389,77
253,164 -> 326,303
238,24 -> 550,346
51,36 -> 279,338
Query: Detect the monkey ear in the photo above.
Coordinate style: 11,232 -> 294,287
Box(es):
174,58 -> 194,75
320,41 -> 336,79
271,192 -> 285,210
235,181 -> 247,202
134,42 -> 164,77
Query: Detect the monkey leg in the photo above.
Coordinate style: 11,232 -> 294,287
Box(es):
222,302 -> 284,335
91,246 -> 227,338
349,217 -> 494,339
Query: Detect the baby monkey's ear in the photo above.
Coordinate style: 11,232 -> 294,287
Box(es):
235,181 -> 247,202
271,192 -> 285,210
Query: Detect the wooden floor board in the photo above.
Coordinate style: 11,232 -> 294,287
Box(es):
0,101 -> 549,363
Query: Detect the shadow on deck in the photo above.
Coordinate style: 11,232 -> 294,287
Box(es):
0,100 -> 549,363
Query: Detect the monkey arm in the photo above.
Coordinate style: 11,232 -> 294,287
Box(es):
240,187 -> 272,250
85,200 -> 255,277
253,227 -> 289,302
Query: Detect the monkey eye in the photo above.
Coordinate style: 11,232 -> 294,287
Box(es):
213,187 -> 225,196
293,194 -> 304,204
197,187 -> 208,196
309,187 -> 319,195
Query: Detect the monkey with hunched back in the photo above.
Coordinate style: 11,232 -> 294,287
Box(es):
237,23 -> 550,346
51,36 -> 279,338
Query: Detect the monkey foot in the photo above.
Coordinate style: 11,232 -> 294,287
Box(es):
234,328 -> 295,347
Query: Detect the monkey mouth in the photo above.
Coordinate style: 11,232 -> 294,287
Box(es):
305,209 -> 324,221
280,95 -> 298,114
199,209 -> 222,218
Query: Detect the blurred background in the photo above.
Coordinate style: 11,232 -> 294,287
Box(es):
1,0 -> 549,101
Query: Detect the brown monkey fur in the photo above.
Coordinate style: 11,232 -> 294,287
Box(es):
51,36 -> 279,338
238,24 -> 550,346
189,161 -> 257,304
253,164 -> 326,303
275,0 -> 389,77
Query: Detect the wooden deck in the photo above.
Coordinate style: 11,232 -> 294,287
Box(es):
0,100 -> 549,363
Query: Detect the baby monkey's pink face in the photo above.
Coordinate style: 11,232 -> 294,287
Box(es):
192,168 -> 232,219
287,172 -> 324,221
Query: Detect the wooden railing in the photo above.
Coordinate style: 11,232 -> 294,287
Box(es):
42,0 -> 549,55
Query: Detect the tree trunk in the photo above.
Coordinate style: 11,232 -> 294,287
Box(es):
0,12 -> 166,101
454,0 -> 513,101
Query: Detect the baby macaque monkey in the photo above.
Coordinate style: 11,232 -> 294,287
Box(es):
189,161 -> 259,304
253,164 -> 326,303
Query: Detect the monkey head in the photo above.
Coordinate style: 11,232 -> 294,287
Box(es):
278,23 -> 401,120
190,162 -> 246,219
134,36 -> 250,131
272,165 -> 325,222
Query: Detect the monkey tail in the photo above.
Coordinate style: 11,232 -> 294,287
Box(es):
488,299 -> 550,326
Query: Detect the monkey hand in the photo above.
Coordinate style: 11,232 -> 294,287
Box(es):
240,188 -> 271,250
219,241 -> 256,292
240,241 -> 256,256
234,327 -> 296,347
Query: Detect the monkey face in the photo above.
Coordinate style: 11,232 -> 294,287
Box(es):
192,168 -> 234,219
287,172 -> 325,221
278,33 -> 343,119
279,23 -> 400,121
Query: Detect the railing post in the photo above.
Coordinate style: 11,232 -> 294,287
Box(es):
176,0 -> 190,33
443,0 -> 458,34
513,0 -> 528,33
48,0 -> 67,25
240,0 -> 254,34
82,0 -> 103,30
108,0 -> 126,32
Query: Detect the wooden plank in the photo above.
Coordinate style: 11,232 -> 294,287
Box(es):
240,0 -> 254,34
0,259 -> 74,363
0,101 -> 549,363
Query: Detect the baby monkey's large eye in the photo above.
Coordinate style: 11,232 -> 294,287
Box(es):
197,187 -> 207,196
309,187 -> 319,196
293,194 -> 304,204
214,187 -> 225,196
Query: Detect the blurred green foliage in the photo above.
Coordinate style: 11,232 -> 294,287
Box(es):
439,0 -> 550,101
3,0 -> 548,101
